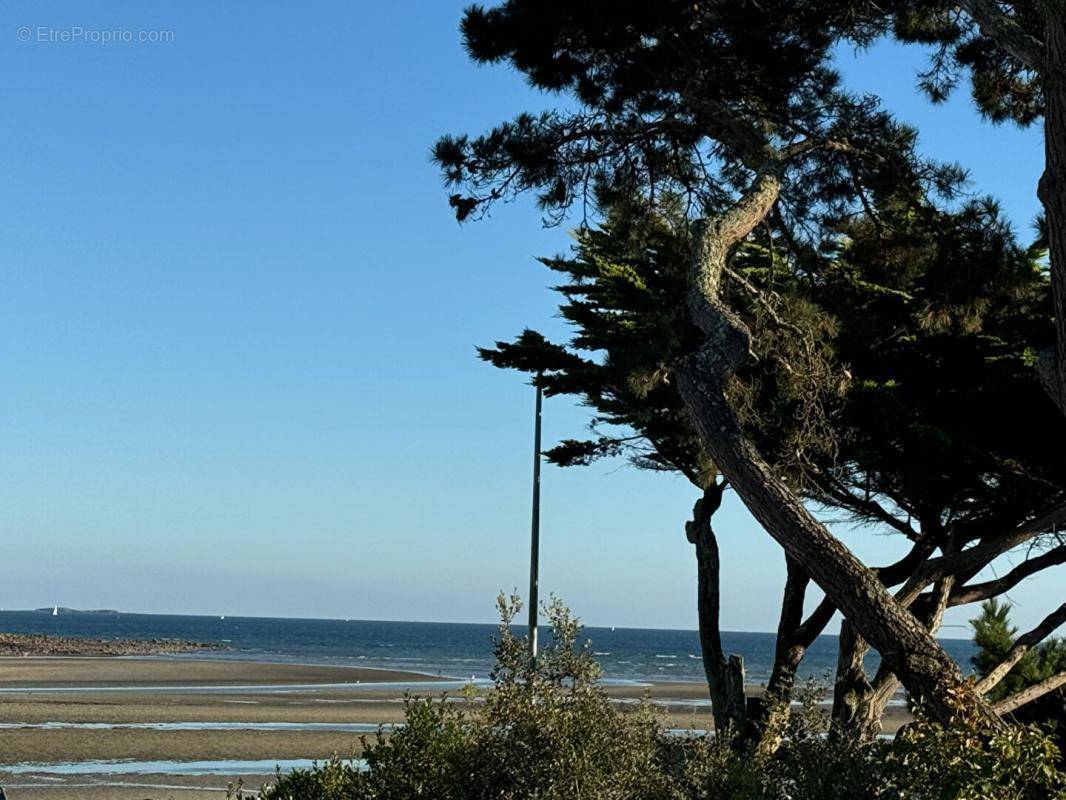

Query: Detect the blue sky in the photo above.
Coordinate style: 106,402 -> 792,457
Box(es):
1,2 -> 1061,633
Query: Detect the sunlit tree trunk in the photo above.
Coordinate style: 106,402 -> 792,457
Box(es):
675,172 -> 1001,727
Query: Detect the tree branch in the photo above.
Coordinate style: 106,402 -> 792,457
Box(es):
682,92 -> 777,167
956,0 -> 1043,70
764,557 -> 812,700
723,266 -> 806,337
715,171 -> 785,249
688,169 -> 783,351
795,596 -> 836,648
794,534 -> 938,646
816,472 -> 921,539
948,544 -> 1066,607
898,506 -> 1066,606
994,671 -> 1066,716
976,601 -> 1066,694
880,534 -> 942,586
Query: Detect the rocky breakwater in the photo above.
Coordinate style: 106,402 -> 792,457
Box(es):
0,632 -> 222,657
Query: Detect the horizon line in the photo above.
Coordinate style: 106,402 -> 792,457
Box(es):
0,607 -> 975,642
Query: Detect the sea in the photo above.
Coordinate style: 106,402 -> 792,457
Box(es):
0,610 -> 979,686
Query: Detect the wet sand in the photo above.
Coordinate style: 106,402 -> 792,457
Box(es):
0,657 -> 438,688
0,659 -> 442,798
0,659 -> 910,799
0,781 -> 240,800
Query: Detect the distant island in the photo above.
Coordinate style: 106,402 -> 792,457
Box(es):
33,607 -> 121,615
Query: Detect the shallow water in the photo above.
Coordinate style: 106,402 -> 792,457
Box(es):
0,678 -> 490,694
0,757 -> 362,776
0,721 -> 397,732
1,783 -> 229,792
0,610 -> 979,685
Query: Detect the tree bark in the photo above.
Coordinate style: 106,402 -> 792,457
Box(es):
687,483 -> 747,735
994,671 -> 1066,716
747,557 -> 813,751
835,574 -> 957,738
675,176 -> 1001,727
830,620 -> 877,737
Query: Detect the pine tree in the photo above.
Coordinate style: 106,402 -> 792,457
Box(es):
886,1 -> 1066,417
479,183 -> 1066,736
973,599 -> 1066,701
437,0 -> 1017,724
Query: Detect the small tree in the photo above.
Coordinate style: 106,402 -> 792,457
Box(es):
973,599 -> 1066,709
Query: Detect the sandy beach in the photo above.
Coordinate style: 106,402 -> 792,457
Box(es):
0,659 -> 441,799
0,658 -> 911,799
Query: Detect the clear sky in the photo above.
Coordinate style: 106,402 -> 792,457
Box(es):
1,2 -> 1061,634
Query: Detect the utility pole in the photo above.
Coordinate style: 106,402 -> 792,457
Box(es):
528,372 -> 543,665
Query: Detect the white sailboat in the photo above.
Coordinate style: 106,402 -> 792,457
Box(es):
52,605 -> 58,616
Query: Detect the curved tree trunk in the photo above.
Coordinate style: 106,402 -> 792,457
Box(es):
677,355 -> 994,725
687,483 -> 747,735
676,176 -> 1000,727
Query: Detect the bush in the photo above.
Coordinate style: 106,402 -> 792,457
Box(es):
264,597 -> 1066,800
266,595 -> 676,800
891,710 -> 1066,799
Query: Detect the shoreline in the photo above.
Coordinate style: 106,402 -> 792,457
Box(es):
0,657 -> 913,799
0,653 -> 901,708
0,656 -> 450,690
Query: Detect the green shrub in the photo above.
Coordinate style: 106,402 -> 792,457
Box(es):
264,597 -> 1066,800
261,758 -> 365,800
890,711 -> 1066,799
266,595 -> 677,800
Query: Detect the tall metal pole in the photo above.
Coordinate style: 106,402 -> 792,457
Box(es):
528,373 -> 543,665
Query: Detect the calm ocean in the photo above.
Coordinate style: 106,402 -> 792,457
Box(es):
0,610 -> 978,686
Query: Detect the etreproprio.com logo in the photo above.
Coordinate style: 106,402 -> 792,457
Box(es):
17,26 -> 175,44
